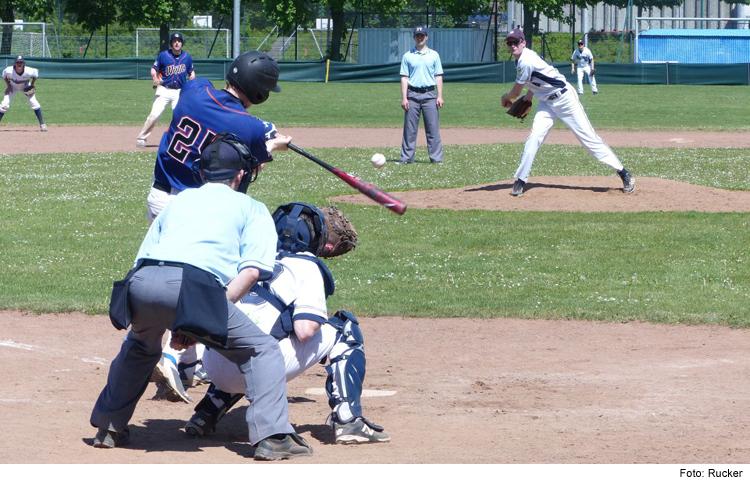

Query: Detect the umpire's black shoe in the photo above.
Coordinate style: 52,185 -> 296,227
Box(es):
618,169 -> 635,193
253,433 -> 314,461
510,178 -> 525,197
93,426 -> 130,449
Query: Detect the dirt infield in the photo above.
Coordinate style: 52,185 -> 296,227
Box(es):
3,125 -> 750,155
2,125 -> 749,464
2,311 -> 749,464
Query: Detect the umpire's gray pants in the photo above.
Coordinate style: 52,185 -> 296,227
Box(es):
401,89 -> 443,163
90,265 -> 293,445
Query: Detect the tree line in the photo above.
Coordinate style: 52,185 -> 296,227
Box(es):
2,0 -> 745,59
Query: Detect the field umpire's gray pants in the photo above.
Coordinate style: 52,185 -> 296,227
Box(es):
401,89 -> 443,163
90,265 -> 293,445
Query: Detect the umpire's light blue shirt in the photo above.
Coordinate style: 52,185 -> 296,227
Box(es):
400,47 -> 443,88
136,183 -> 277,286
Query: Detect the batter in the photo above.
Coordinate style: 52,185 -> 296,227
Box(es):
500,29 -> 634,197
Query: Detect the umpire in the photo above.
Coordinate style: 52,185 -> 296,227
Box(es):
400,25 -> 444,164
90,133 -> 313,460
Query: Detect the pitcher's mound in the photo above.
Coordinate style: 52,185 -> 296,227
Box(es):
333,176 -> 750,213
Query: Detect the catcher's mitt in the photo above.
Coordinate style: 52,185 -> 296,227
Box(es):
507,98 -> 532,121
319,205 -> 357,258
590,69 -> 596,77
22,84 -> 35,97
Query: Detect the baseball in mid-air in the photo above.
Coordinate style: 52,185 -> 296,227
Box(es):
371,153 -> 386,168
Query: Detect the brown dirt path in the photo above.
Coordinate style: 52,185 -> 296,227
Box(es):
2,125 -> 749,154
2,311 -> 749,464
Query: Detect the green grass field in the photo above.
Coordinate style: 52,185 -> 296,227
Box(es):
1,81 -> 748,326
2,80 -> 749,131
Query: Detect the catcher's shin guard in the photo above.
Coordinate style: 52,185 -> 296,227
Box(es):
325,311 -> 366,423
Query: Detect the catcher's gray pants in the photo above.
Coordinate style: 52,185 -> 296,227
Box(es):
401,89 -> 443,163
90,265 -> 293,445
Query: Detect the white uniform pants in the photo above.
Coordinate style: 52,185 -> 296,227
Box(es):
576,66 -> 598,94
146,183 -> 180,224
137,86 -> 181,142
514,85 -> 622,182
202,323 -> 339,394
1,89 -> 41,113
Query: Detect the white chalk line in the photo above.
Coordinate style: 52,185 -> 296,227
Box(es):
0,340 -> 37,351
305,388 -> 396,397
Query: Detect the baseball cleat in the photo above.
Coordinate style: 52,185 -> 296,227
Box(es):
618,169 -> 635,193
93,427 -> 130,449
184,409 -> 216,438
334,417 -> 390,445
136,139 -> 146,148
510,178 -> 525,197
253,433 -> 314,461
152,354 -> 193,403
40,124 -> 47,132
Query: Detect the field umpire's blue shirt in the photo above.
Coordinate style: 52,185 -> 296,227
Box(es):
400,47 -> 443,88
136,183 -> 277,286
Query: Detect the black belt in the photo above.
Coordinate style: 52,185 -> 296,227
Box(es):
408,85 -> 435,93
141,259 -> 185,268
153,180 -> 171,193
547,88 -> 567,101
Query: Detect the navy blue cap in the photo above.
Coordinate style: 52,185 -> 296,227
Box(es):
413,26 -> 428,37
14,55 -> 25,63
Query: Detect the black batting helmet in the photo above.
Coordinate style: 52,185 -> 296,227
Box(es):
226,50 -> 281,105
170,32 -> 184,45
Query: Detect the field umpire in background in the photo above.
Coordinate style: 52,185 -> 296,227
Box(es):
90,133 -> 313,461
400,25 -> 444,163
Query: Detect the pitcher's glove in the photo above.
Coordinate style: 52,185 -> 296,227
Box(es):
507,97 -> 532,121
22,84 -> 35,96
320,205 -> 357,258
590,69 -> 596,77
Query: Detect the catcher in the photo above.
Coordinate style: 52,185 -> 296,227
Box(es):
182,202 -> 390,445
0,55 -> 47,131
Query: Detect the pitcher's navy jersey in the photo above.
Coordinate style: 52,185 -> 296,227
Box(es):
153,49 -> 194,89
154,78 -> 276,191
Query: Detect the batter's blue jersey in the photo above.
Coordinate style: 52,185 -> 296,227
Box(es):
153,49 -> 194,89
154,78 -> 277,191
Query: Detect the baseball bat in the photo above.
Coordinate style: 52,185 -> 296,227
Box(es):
288,143 -> 407,215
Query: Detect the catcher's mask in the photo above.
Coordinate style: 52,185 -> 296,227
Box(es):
272,202 -> 326,256
226,50 -> 281,105
193,132 -> 260,193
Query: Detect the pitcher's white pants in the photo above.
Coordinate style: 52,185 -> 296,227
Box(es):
577,66 -> 598,94
514,85 -> 622,183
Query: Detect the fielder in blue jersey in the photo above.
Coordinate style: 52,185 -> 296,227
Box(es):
136,32 -> 196,147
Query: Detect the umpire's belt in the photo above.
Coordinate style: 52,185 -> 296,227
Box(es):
141,259 -> 185,269
547,88 -> 568,101
408,85 -> 435,93
152,180 -> 172,193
